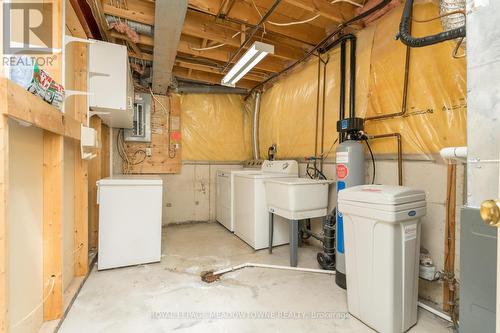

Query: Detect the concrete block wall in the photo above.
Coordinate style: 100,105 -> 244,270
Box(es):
158,163 -> 242,225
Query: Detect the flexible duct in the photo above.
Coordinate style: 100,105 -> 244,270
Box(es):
397,0 -> 465,47
252,92 -> 261,160
105,15 -> 154,36
440,0 -> 466,49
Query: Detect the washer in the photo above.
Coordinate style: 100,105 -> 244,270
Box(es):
233,160 -> 299,250
216,160 -> 263,232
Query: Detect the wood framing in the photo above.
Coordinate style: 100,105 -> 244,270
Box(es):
74,140 -> 88,277
0,115 -> 8,333
0,78 -> 80,140
43,131 -> 64,321
125,94 -> 182,174
88,116 -> 103,251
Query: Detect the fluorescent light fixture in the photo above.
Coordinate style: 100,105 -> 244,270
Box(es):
221,41 -> 274,87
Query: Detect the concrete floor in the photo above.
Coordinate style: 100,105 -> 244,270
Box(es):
59,222 -> 452,333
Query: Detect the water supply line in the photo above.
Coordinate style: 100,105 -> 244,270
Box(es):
367,133 -> 403,186
252,92 -> 262,160
364,44 -> 410,121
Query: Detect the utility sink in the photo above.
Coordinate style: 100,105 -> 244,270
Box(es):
264,178 -> 334,220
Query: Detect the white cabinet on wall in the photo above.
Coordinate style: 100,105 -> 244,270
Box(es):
89,40 -> 133,128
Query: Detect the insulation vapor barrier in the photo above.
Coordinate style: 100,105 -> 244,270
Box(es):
259,1 -> 466,159
180,94 -> 253,161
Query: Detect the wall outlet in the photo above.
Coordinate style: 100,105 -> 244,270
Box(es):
145,147 -> 152,156
165,203 -> 172,207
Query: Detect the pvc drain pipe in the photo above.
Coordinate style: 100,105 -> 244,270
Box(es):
212,263 -> 336,276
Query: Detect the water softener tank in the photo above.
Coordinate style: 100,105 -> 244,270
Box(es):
335,140 -> 365,289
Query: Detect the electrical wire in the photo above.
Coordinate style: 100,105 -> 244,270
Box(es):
12,276 -> 56,329
189,31 -> 242,51
364,139 -> 376,184
267,14 -> 321,26
320,137 -> 339,161
330,0 -> 364,7
149,89 -> 177,159
251,0 -> 321,27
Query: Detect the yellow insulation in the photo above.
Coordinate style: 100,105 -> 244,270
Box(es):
180,94 -> 252,161
259,1 -> 466,158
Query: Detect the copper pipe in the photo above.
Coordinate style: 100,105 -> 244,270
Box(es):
365,45 -> 411,121
320,55 -> 329,172
314,55 -> 321,161
369,133 -> 403,186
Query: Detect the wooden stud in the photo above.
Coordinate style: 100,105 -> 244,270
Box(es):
88,116 -> 102,251
101,124 -> 110,178
443,163 -> 457,312
43,131 -> 64,321
0,115 -> 9,333
74,140 -> 88,277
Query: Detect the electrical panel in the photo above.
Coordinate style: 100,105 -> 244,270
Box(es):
124,93 -> 152,142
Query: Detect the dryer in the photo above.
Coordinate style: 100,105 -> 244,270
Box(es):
233,160 -> 299,250
216,160 -> 263,232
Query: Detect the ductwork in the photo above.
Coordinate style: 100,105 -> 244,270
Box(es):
174,82 -> 248,94
105,15 -> 154,36
440,0 -> 466,49
252,92 -> 262,160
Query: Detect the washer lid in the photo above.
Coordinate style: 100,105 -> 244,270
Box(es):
97,175 -> 163,186
338,185 -> 425,205
237,173 -> 296,179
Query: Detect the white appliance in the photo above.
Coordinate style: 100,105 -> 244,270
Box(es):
338,185 -> 426,333
216,160 -> 263,232
97,175 -> 163,270
234,160 -> 299,250
89,39 -> 134,128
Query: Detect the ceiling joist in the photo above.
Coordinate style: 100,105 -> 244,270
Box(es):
95,0 -> 360,90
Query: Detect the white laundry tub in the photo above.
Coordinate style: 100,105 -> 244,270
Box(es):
264,178 -> 333,220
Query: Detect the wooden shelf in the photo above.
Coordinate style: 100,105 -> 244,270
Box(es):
0,77 -> 81,140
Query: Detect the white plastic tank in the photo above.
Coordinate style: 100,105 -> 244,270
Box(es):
338,185 -> 426,333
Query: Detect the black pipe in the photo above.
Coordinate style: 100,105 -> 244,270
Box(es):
321,34 -> 357,142
349,37 -> 356,119
397,0 -> 465,47
317,209 -> 336,270
339,41 -> 347,122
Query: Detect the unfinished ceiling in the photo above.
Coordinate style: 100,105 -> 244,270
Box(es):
87,0 -> 371,92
